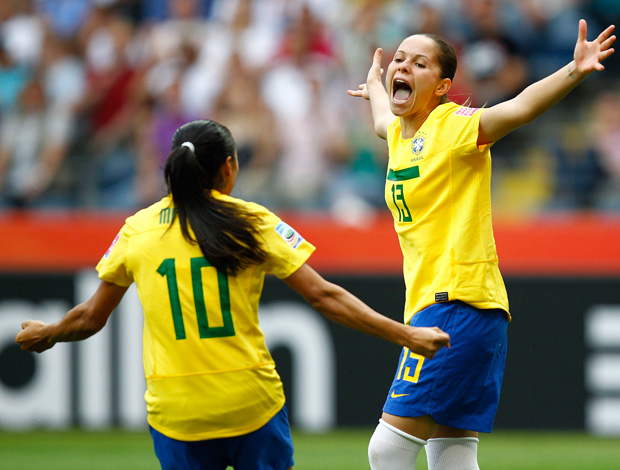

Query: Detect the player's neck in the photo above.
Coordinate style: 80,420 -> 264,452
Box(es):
400,108 -> 432,139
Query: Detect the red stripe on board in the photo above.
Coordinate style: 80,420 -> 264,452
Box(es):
1,211 -> 620,275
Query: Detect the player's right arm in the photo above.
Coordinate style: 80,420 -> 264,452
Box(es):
16,280 -> 128,353
347,48 -> 394,140
284,264 -> 450,359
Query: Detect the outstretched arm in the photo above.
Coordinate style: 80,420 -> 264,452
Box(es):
16,280 -> 128,353
479,20 -> 615,145
284,264 -> 450,359
347,48 -> 395,140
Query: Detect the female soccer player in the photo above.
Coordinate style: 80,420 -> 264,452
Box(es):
15,119 -> 450,470
348,19 -> 615,470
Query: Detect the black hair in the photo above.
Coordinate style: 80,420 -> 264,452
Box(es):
420,33 -> 457,104
164,120 -> 268,275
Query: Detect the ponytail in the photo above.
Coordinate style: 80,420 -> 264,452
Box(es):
164,121 -> 268,276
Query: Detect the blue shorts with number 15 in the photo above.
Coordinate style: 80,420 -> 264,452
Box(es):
383,300 -> 508,433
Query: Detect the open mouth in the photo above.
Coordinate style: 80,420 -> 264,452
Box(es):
392,79 -> 412,103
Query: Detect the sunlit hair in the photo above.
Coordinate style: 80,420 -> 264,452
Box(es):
164,120 -> 268,275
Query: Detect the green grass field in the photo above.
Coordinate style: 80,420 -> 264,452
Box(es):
1,428 -> 619,469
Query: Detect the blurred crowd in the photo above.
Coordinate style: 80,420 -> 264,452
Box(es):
0,0 -> 619,218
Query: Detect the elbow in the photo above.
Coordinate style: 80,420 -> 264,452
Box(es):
304,282 -> 337,314
306,287 -> 328,313
374,123 -> 388,140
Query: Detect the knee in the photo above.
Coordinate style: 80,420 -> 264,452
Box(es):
368,419 -> 426,470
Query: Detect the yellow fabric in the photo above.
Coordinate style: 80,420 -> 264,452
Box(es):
96,193 -> 315,440
384,103 -> 510,324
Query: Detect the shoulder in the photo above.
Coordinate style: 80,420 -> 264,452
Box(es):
432,103 -> 486,150
123,196 -> 174,235
215,191 -> 276,219
434,102 -> 483,121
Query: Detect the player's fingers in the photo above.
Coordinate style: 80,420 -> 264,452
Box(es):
597,24 -> 616,43
372,48 -> 383,68
601,35 -> 616,51
578,18 -> 587,43
601,48 -> 615,61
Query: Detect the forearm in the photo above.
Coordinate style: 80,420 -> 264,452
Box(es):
17,281 -> 127,353
285,264 -> 449,358
48,303 -> 107,343
367,78 -> 394,139
16,304 -> 105,353
310,282 -> 409,346
480,61 -> 589,143
513,60 -> 585,123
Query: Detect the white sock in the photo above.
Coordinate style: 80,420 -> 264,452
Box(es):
368,419 -> 426,470
426,437 -> 480,470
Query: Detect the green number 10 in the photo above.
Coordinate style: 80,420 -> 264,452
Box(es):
157,257 -> 235,340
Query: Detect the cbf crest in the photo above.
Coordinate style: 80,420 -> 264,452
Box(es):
412,136 -> 425,155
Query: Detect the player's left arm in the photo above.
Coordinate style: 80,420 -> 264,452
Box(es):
284,263 -> 450,359
16,280 -> 128,353
478,19 -> 615,145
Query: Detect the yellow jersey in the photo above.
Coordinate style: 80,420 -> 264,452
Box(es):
96,193 -> 315,441
385,102 -> 510,324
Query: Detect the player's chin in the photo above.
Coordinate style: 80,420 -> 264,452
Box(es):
389,100 -> 411,116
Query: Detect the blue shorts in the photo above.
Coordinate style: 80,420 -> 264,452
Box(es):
383,301 -> 508,433
149,405 -> 294,470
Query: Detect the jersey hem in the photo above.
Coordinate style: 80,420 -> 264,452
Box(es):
147,399 -> 285,441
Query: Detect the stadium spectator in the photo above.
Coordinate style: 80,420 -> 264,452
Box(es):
0,78 -> 73,208
39,33 -> 86,110
589,90 -> 620,210
457,0 -> 529,107
0,39 -> 31,118
0,0 -> 614,215
0,0 -> 45,68
516,0 -> 602,80
33,0 -> 94,39
211,53 -> 281,207
261,5 -> 350,208
548,121 -> 606,210
133,72 -> 193,206
74,3 -> 141,208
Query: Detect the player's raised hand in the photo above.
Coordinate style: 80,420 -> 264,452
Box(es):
347,48 -> 384,100
406,326 -> 451,359
574,19 -> 615,75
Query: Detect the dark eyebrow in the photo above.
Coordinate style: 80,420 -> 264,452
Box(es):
394,51 -> 430,61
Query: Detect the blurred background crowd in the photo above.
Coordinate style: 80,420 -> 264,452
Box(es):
0,0 -> 619,219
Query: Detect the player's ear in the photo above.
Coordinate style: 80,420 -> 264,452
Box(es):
436,78 -> 451,98
221,156 -> 234,178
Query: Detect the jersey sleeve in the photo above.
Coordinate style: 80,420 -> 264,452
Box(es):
257,209 -> 316,279
437,105 -> 491,157
96,224 -> 134,287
